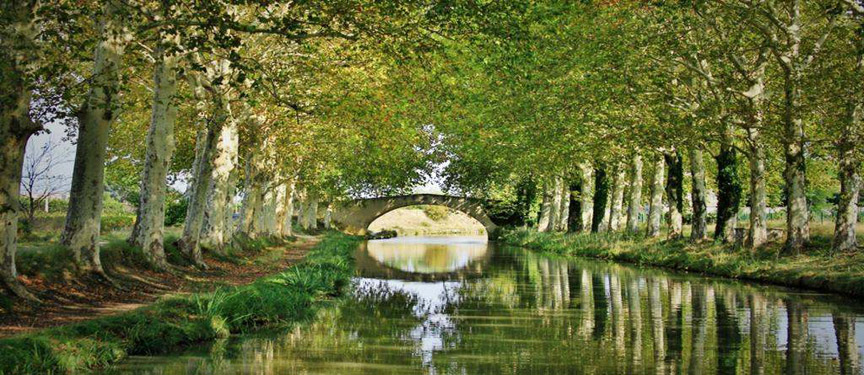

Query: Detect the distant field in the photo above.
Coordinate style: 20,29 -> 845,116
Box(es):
368,205 -> 486,236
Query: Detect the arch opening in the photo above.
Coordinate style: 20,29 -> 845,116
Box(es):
367,205 -> 488,237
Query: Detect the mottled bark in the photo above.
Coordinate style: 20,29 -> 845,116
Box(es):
201,119 -> 239,252
61,2 -> 126,275
178,117 -> 220,268
579,163 -> 594,233
303,196 -> 319,231
554,176 -> 568,232
324,204 -> 333,229
537,179 -> 554,232
274,181 -> 295,237
239,174 -> 263,237
833,105 -> 862,253
748,129 -> 768,249
689,148 -> 707,242
129,44 -> 178,270
256,185 -> 277,236
782,73 -> 810,254
179,64 -> 232,267
626,154 -> 643,234
591,167 -> 609,233
550,177 -> 563,232
558,181 -> 570,232
0,3 -> 40,300
607,166 -> 625,232
646,155 -> 665,238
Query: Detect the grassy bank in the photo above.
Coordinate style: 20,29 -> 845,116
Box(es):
0,232 -> 360,374
500,229 -> 864,297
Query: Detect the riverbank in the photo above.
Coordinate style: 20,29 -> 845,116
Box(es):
1,230 -> 312,336
0,232 -> 361,374
500,229 -> 864,298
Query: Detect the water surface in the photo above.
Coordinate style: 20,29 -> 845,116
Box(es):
106,236 -> 864,374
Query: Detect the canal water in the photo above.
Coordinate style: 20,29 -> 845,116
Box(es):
107,236 -> 864,374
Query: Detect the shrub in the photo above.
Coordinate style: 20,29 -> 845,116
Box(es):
163,190 -> 187,227
100,215 -> 135,232
422,205 -> 449,221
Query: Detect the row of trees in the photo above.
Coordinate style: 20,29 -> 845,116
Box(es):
428,1 -> 862,254
1,0 -> 861,301
0,0 -> 507,301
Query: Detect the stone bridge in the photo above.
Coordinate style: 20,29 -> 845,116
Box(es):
330,194 -> 499,236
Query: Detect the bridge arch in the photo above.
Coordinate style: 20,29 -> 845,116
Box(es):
330,194 -> 498,237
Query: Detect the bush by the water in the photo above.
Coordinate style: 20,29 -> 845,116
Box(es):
0,232 -> 360,374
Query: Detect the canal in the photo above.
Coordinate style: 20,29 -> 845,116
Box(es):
106,236 -> 864,374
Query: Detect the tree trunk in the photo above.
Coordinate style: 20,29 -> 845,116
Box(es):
646,155 -> 665,238
626,154 -> 643,234
591,167 -> 609,233
579,163 -> 594,233
282,182 -> 295,236
258,186 -> 277,236
689,148 -> 707,242
715,137 -> 742,243
558,178 -> 570,232
538,179 -> 554,232
550,177 -> 563,232
240,182 -> 263,237
833,105 -> 862,253
304,196 -> 319,231
129,45 -> 178,270
665,152 -> 684,238
607,166 -> 625,232
61,3 -> 126,276
178,103 -> 227,268
0,64 -> 40,300
833,159 -> 861,252
552,176 -> 565,232
324,204 -> 333,229
0,3 -> 41,301
274,181 -> 295,237
783,74 -> 810,254
201,118 -> 239,252
748,128 -> 768,249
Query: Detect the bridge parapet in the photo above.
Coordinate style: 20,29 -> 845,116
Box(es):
330,194 -> 498,237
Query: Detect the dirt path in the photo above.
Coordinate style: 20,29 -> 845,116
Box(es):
0,235 -> 320,338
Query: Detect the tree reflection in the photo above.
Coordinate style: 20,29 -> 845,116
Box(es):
108,244 -> 864,375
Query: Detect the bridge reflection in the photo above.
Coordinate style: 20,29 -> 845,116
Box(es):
355,236 -> 491,282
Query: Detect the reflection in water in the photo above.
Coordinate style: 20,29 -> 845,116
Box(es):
364,236 -> 488,274
105,238 -> 864,375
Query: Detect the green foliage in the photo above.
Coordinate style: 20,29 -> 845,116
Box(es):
163,190 -> 187,227
715,147 -> 742,238
421,205 -> 449,221
0,232 -> 360,374
100,215 -> 134,232
591,168 -> 609,232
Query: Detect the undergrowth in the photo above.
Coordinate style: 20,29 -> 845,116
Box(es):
0,232 -> 360,375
